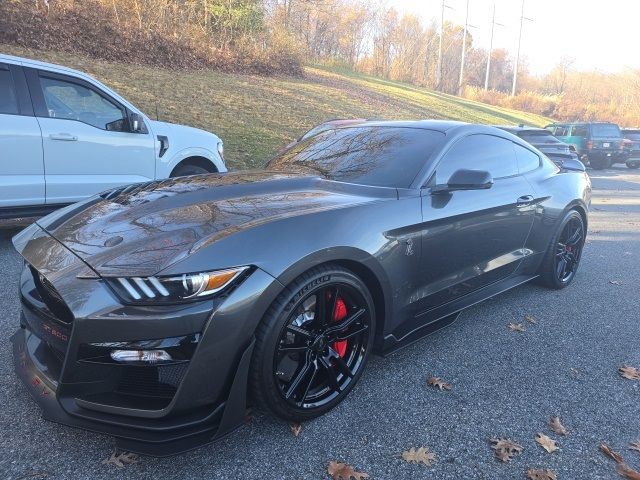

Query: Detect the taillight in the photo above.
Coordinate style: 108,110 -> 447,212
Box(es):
586,140 -> 593,149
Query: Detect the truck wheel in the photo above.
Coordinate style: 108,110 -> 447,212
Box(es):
170,164 -> 211,177
627,161 -> 640,169
589,157 -> 608,170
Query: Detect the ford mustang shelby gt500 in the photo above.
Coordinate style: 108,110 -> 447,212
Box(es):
11,121 -> 590,455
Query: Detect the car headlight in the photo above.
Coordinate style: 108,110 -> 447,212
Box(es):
217,141 -> 224,160
109,266 -> 249,303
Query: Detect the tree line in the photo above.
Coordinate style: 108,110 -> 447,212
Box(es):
12,0 -> 640,125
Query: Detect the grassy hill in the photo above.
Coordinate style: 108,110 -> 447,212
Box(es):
1,45 -> 552,170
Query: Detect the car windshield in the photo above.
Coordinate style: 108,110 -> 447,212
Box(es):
264,126 -> 445,188
591,124 -> 621,138
518,130 -> 563,144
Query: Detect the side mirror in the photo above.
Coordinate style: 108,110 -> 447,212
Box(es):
432,169 -> 493,194
130,113 -> 144,133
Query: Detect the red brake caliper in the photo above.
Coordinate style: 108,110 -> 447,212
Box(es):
332,297 -> 348,358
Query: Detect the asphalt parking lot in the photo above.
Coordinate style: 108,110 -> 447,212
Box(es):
1,166 -> 639,480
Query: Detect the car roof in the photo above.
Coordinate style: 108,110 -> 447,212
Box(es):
335,119 -> 468,133
0,53 -> 88,78
546,121 -> 618,127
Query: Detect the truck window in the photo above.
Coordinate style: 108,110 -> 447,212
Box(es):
0,67 -> 19,115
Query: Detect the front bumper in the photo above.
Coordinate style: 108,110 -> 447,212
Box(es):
11,327 -> 254,456
10,224 -> 282,456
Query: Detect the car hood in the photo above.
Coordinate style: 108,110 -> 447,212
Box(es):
30,171 -> 392,277
149,119 -> 221,143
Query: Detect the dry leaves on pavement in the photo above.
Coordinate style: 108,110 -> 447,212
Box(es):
536,434 -> 559,453
427,376 -> 451,391
617,463 -> 640,479
401,447 -> 436,466
327,462 -> 369,480
290,423 -> 302,437
524,314 -> 537,324
101,451 -> 139,469
619,366 -> 640,380
549,416 -> 568,436
601,443 -> 625,464
526,468 -> 558,480
508,323 -> 526,332
629,442 -> 640,453
490,438 -> 523,462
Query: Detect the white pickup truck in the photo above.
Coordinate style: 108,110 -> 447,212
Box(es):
0,53 -> 227,219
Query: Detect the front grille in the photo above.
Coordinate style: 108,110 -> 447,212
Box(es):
29,266 -> 74,323
116,363 -> 188,399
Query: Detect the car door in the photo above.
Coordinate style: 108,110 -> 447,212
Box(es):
0,63 -> 45,209
416,134 -> 536,313
24,68 -> 155,204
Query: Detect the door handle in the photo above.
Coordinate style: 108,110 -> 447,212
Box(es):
49,133 -> 78,141
516,195 -> 534,206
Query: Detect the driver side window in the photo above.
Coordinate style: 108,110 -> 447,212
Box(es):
40,75 -> 127,131
435,134 -> 519,184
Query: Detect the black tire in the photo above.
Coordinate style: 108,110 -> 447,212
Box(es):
536,210 -> 586,289
170,163 -> 211,177
588,156 -> 609,170
249,265 -> 375,422
627,161 -> 640,169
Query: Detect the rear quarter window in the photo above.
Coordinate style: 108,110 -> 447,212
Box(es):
513,143 -> 541,173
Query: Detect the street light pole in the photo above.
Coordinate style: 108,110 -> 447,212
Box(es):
457,0 -> 470,96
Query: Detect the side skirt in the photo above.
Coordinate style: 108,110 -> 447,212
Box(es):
381,274 -> 538,355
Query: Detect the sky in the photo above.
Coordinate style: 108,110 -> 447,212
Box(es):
387,0 -> 640,75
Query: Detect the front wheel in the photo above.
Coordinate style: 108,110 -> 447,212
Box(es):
249,265 -> 375,422
536,210 -> 586,289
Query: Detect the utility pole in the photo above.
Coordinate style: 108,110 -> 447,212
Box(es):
484,1 -> 499,90
436,0 -> 454,91
457,0 -> 470,96
436,0 -> 445,90
512,0 -> 533,96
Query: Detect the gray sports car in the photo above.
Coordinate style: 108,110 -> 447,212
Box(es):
11,120 -> 591,455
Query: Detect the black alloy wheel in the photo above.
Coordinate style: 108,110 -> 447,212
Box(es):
554,215 -> 584,283
250,265 -> 375,421
537,210 -> 586,289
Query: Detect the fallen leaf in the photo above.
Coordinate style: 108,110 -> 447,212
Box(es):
630,442 -> 640,453
490,438 -> 523,462
610,280 -> 623,285
536,434 -> 559,453
524,314 -> 537,324
508,322 -> 526,332
401,447 -> 436,466
570,368 -> 579,375
618,463 -> 640,479
619,366 -> 640,380
601,443 -> 625,464
427,376 -> 451,391
101,451 -> 139,469
327,462 -> 369,480
549,416 -> 568,436
290,422 -> 303,437
527,468 -> 558,480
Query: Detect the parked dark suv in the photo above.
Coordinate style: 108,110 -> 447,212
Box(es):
497,125 -> 582,168
546,122 -> 625,169
621,129 -> 640,169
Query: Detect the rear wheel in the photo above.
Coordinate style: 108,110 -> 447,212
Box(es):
588,156 -> 610,170
536,210 -> 585,289
627,160 -> 640,169
249,265 -> 375,421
